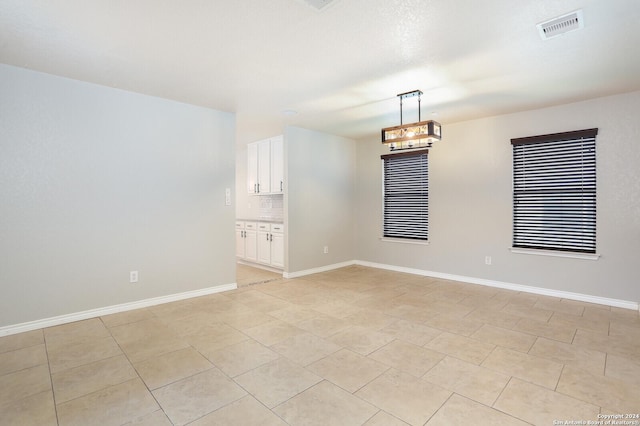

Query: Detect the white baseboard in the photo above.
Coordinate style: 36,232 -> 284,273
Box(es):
355,260 -> 639,311
237,259 -> 283,274
3,261 -> 637,337
0,283 -> 237,337
284,260 -> 356,279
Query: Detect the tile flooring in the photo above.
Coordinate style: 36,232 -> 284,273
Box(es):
236,264 -> 282,288
1,265 -> 640,425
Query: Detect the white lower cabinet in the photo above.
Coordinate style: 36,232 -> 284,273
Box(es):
257,223 -> 271,264
236,221 -> 257,262
245,228 -> 257,262
235,222 -> 245,258
236,220 -> 283,269
270,224 -> 284,268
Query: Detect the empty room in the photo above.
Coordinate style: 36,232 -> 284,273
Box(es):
1,1 -> 639,425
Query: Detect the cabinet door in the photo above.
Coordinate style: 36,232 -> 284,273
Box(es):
270,136 -> 284,193
247,143 -> 258,194
270,232 -> 284,268
257,230 -> 271,264
257,139 -> 271,193
245,230 -> 257,262
235,229 -> 245,258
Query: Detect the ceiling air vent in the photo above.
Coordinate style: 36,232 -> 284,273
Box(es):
300,0 -> 335,10
537,10 -> 584,40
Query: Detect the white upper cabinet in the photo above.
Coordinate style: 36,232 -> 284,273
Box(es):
257,139 -> 271,194
247,143 -> 258,194
270,135 -> 284,194
247,136 -> 284,195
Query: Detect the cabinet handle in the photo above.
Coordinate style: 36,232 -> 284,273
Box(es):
266,233 -> 269,241
270,234 -> 273,242
280,181 -> 283,191
257,183 -> 260,193
254,183 -> 257,193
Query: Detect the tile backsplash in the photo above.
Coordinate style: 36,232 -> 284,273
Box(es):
259,194 -> 284,221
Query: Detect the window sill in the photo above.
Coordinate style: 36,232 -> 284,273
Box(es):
380,237 -> 430,246
510,247 -> 600,261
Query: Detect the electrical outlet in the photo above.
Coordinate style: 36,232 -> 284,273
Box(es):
323,246 -> 329,254
485,256 -> 492,265
130,271 -> 139,283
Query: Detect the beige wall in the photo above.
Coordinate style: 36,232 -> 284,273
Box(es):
8,59 -> 634,331
0,64 -> 236,328
355,91 -> 640,303
285,127 -> 356,273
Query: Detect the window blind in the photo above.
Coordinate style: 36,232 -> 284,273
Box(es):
382,149 -> 428,240
511,129 -> 597,253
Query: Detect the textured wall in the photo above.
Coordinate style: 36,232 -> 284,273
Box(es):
285,127 -> 356,273
0,64 -> 236,327
355,91 -> 640,303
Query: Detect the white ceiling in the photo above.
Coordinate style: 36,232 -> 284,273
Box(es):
2,0 -> 640,144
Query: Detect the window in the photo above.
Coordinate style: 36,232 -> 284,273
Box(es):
382,149 -> 429,241
511,128 -> 598,254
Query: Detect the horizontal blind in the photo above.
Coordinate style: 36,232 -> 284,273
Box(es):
512,135 -> 596,253
382,150 -> 428,240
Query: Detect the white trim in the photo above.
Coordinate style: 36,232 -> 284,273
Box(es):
284,260 -> 356,279
355,260 -> 638,311
379,237 -> 430,246
3,259 -> 637,337
0,283 -> 237,337
510,247 -> 600,261
237,259 -> 283,274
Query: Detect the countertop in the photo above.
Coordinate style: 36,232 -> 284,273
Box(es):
236,218 -> 283,224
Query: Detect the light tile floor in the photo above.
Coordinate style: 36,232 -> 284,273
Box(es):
1,265 -> 640,425
236,264 -> 282,288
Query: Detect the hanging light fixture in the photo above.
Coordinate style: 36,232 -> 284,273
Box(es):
381,90 -> 442,151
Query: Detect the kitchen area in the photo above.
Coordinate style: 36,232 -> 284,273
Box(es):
235,135 -> 285,285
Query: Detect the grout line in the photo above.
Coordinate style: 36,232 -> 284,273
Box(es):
42,331 -> 61,426
569,326 -> 578,344
101,319 -> 172,424
491,375 -> 514,408
554,363 -> 565,391
4,266 -> 640,424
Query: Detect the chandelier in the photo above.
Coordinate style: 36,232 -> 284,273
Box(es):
381,90 -> 441,151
